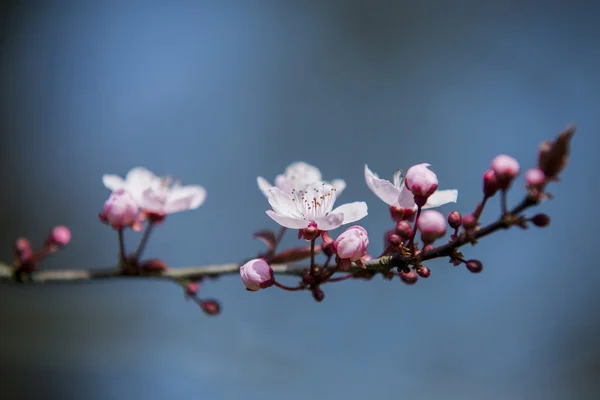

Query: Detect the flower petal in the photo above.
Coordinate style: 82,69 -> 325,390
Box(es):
165,185 -> 207,213
314,212 -> 345,231
330,179 -> 346,195
330,201 -> 368,224
267,187 -> 303,218
139,187 -> 168,213
284,162 -> 322,183
257,177 -> 273,197
102,174 -> 125,191
423,189 -> 458,209
265,210 -> 309,229
397,183 -> 416,209
364,165 -> 401,206
125,167 -> 160,200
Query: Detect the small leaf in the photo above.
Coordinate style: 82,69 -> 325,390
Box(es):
253,230 -> 277,250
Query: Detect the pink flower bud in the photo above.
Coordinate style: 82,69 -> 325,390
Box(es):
312,288 -> 325,302
417,265 -> 430,278
466,259 -> 483,274
525,168 -> 545,186
185,282 -> 199,297
483,169 -> 499,198
405,163 -> 439,205
389,205 -> 415,222
240,258 -> 274,291
46,226 -> 71,248
14,237 -> 33,262
447,211 -> 462,230
100,189 -> 139,229
491,154 -> 520,188
140,259 -> 169,272
334,225 -> 369,262
395,220 -> 413,240
462,214 -> 478,230
417,210 -> 447,243
400,269 -> 419,285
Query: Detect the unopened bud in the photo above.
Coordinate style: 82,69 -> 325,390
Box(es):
334,225 -> 369,262
417,265 -> 430,278
240,258 -> 274,291
491,154 -> 520,189
417,210 -> 447,243
14,237 -> 33,262
531,214 -> 551,227
447,211 -> 462,229
185,282 -> 199,297
400,269 -> 419,285
312,288 -> 325,302
483,169 -> 499,197
385,230 -> 402,247
46,226 -> 71,248
466,259 -> 483,274
140,259 -> 169,272
525,168 -> 545,187
462,214 -> 478,230
405,163 -> 439,203
200,299 -> 221,315
395,220 -> 413,240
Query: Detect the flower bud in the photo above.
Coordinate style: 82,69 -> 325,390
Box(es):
400,269 -> 419,285
199,299 -> 221,316
100,189 -> 139,229
385,230 -> 402,247
334,225 -> 369,262
140,259 -> 169,272
417,265 -> 430,278
462,214 -> 478,230
447,211 -> 462,230
395,220 -> 413,240
491,155 -> 520,189
312,288 -> 325,302
14,237 -> 33,262
417,210 -> 447,243
531,214 -> 550,227
483,169 -> 499,198
525,168 -> 545,186
466,259 -> 483,274
389,205 -> 415,222
405,163 -> 439,205
240,258 -> 274,291
185,282 -> 199,297
45,226 -> 71,248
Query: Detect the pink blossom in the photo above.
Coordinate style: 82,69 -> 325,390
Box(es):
334,225 -> 369,264
100,189 -> 139,230
525,168 -> 545,186
491,154 -> 520,186
240,258 -> 274,291
405,163 -> 439,200
483,169 -> 499,197
417,210 -> 447,243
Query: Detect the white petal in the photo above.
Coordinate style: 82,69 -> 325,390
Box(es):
164,185 -> 207,213
267,187 -> 302,218
423,189 -> 458,209
330,201 -> 368,224
139,187 -> 167,213
364,165 -> 401,206
102,174 -> 125,191
257,177 -> 273,198
397,184 -> 416,209
284,162 -> 322,184
314,212 -> 345,231
330,179 -> 346,196
125,167 -> 159,200
265,210 -> 309,229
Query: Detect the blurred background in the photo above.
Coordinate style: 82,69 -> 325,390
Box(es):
1,1 -> 599,399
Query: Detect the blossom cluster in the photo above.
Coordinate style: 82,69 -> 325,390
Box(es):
9,127 -> 573,315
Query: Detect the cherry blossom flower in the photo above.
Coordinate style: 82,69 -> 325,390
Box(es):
257,162 -> 346,197
140,176 -> 206,216
102,167 -> 161,204
240,258 -> 274,291
265,182 -> 367,231
364,165 -> 457,212
103,167 -> 206,216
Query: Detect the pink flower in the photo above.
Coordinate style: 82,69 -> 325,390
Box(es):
240,258 -> 274,291
100,189 -> 140,230
491,154 -> 520,187
46,226 -> 71,247
265,182 -> 368,231
525,168 -> 545,186
405,163 -> 439,200
364,165 -> 457,220
257,162 -> 346,197
334,225 -> 369,267
417,210 -> 447,243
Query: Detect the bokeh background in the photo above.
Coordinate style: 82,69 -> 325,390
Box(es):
1,1 -> 599,399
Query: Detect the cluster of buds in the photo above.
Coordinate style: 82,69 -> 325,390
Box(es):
13,226 -> 71,279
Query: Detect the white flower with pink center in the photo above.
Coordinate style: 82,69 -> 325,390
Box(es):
257,162 -> 346,197
265,182 -> 367,231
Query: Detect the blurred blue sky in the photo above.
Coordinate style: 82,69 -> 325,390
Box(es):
1,1 -> 599,399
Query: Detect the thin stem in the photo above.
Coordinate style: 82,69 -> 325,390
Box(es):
273,281 -> 304,291
408,206 -> 422,254
501,190 -> 508,215
326,274 -> 354,283
118,228 -> 126,266
309,238 -> 317,276
134,223 -> 154,261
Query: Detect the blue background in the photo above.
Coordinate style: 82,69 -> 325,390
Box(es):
1,1 -> 599,399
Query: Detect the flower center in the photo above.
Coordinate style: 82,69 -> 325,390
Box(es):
290,183 -> 336,221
